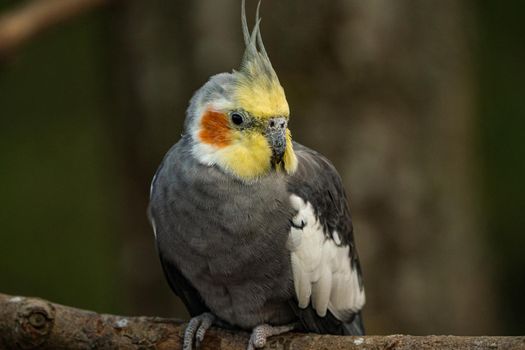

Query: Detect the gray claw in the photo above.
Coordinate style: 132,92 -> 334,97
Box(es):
247,323 -> 295,350
183,312 -> 215,350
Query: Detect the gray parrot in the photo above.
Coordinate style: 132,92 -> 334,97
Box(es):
148,1 -> 365,349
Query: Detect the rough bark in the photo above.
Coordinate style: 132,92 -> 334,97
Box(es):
0,293 -> 522,350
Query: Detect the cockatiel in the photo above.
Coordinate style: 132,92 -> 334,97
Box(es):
148,1 -> 365,349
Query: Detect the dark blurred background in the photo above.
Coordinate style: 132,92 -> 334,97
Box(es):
1,0 -> 524,336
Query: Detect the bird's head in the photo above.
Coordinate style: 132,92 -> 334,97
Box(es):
186,0 -> 297,181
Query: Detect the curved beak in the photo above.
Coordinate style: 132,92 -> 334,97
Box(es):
265,117 -> 288,166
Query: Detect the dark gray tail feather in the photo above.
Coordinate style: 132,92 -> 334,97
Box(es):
290,302 -> 365,335
343,311 -> 365,335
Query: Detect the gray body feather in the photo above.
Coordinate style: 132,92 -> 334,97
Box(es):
149,137 -> 364,334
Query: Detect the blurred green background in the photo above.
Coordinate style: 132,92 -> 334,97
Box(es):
477,1 -> 525,335
1,0 -> 524,335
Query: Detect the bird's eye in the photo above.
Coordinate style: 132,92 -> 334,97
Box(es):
231,112 -> 244,125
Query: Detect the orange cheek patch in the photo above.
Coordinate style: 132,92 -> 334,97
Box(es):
198,110 -> 231,148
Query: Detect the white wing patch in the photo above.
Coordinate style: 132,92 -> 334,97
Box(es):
288,194 -> 365,320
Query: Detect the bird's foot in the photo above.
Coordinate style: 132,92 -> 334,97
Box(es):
247,323 -> 295,350
183,312 -> 215,350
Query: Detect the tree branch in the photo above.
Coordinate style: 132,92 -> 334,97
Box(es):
0,293 -> 523,349
0,0 -> 110,57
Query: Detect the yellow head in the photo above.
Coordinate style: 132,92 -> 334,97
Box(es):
188,0 -> 297,181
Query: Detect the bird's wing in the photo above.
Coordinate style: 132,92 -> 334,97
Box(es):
286,142 -> 365,335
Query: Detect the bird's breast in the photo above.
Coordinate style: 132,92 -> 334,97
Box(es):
161,162 -> 296,327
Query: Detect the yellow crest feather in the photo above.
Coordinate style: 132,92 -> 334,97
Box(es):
235,0 -> 289,118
